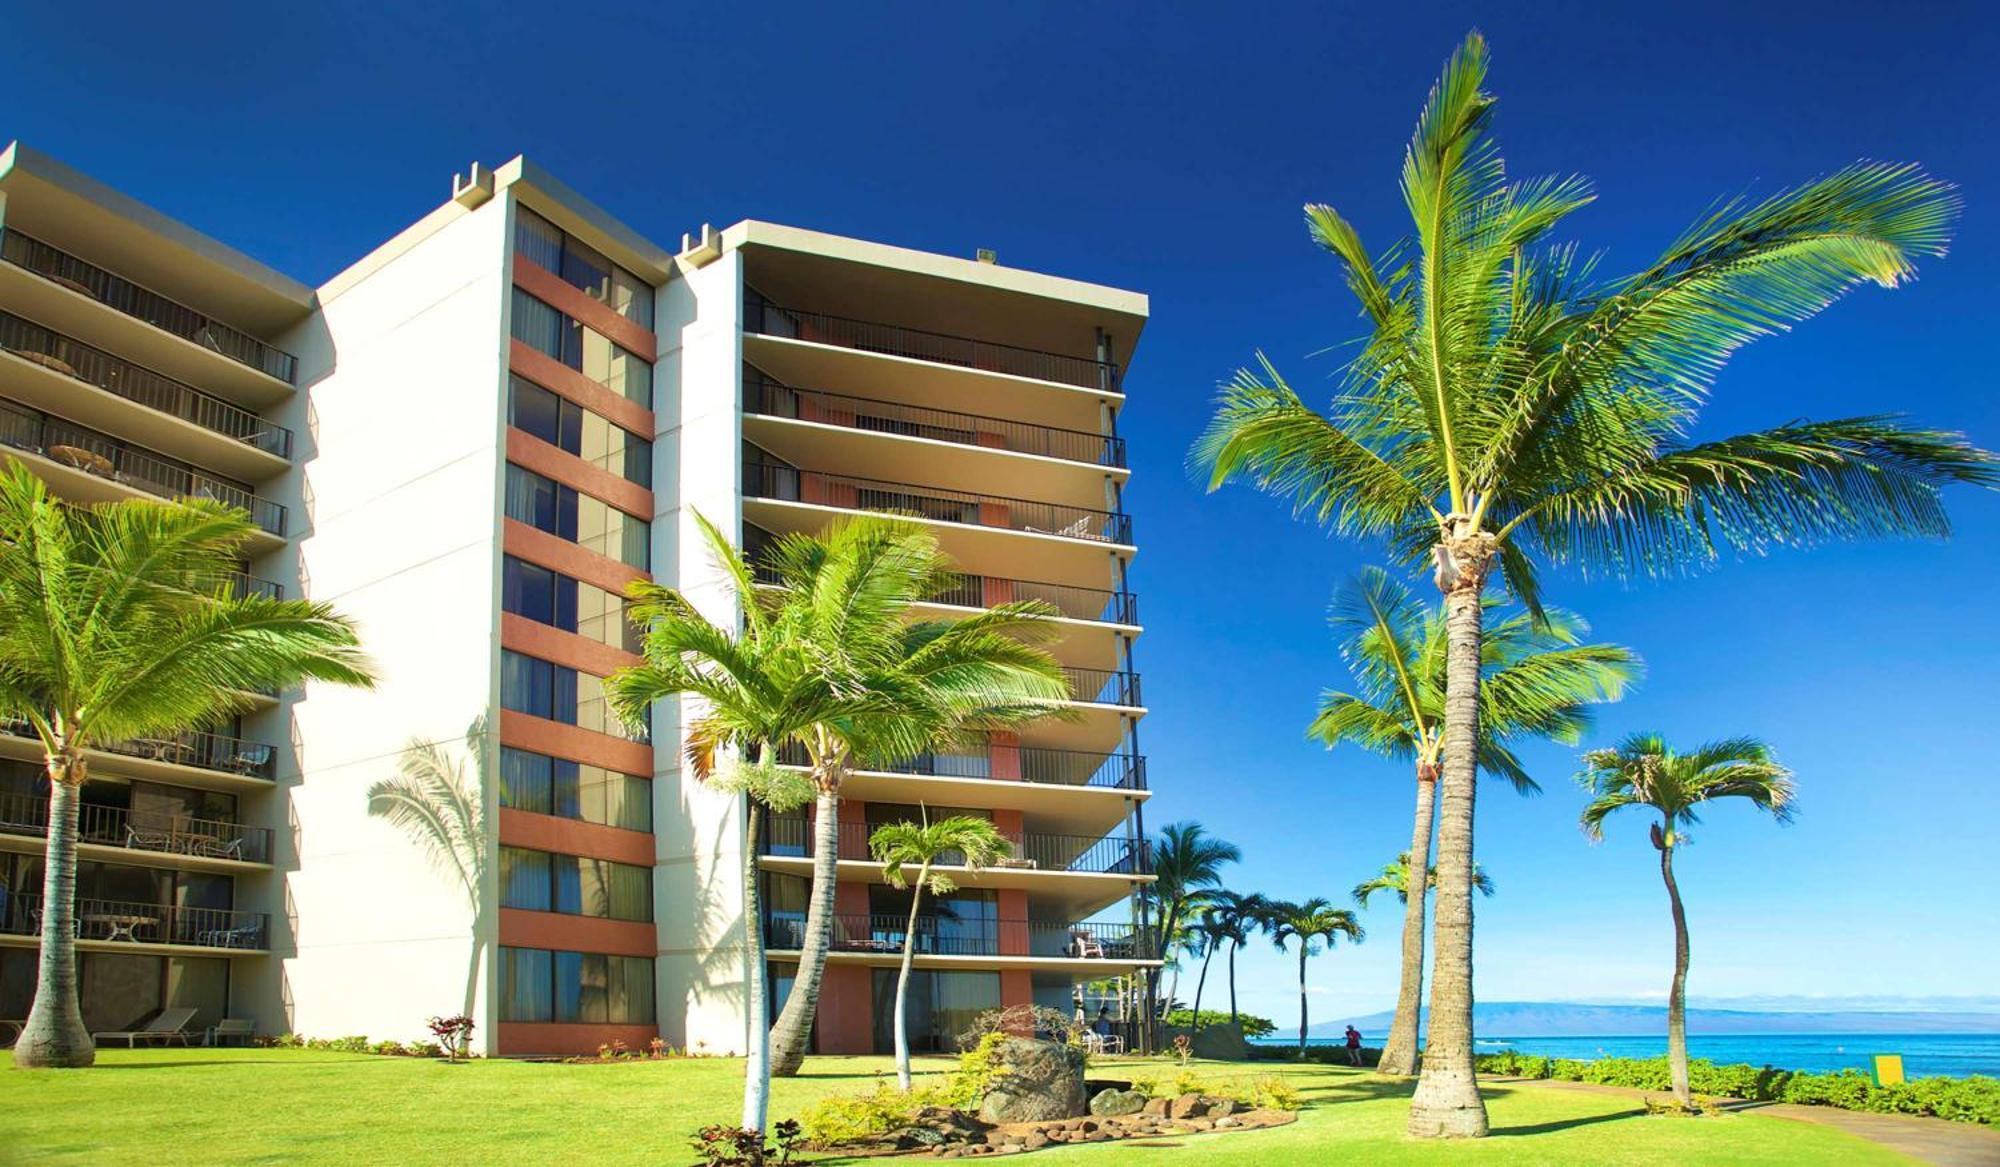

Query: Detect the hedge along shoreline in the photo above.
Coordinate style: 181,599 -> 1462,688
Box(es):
1475,1051 -> 2000,1126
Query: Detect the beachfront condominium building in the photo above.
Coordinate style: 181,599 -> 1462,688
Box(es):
0,143 -> 1155,1057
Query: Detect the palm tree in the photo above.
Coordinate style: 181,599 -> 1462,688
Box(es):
610,513 -> 1069,1082
1352,852 -> 1495,909
1579,734 -> 1795,1108
869,811 -> 1012,1089
1315,567 -> 1632,1075
1263,898 -> 1365,1056
1142,822 -> 1240,1046
1183,912 -> 1221,1031
0,466 -> 375,1068
1193,33 -> 1991,1136
1208,890 -> 1267,1031
366,714 -> 493,1021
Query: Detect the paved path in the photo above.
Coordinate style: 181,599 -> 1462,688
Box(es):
1491,1076 -> 2000,1166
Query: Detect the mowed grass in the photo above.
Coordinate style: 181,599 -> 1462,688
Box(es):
0,1050 -> 1910,1165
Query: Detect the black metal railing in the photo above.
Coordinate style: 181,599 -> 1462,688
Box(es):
1,229 -> 297,384
0,717 -> 277,780
1,893 -> 267,949
0,311 -> 293,458
0,397 -> 286,536
774,741 -> 1145,791
1061,667 -> 1142,707
762,912 -> 1152,959
744,299 -> 1120,393
0,792 -> 272,864
744,462 -> 1131,544
227,570 -> 284,601
744,377 -> 1123,467
763,816 -> 1151,875
928,573 -> 1136,625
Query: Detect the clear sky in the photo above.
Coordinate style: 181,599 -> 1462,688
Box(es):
5,2 -> 1996,1031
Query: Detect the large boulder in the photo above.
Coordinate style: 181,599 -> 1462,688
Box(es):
977,1038 -> 1089,1124
1088,1088 -> 1147,1116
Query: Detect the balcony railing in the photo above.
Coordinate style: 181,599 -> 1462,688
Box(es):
764,816 -> 1151,876
1,717 -> 277,781
744,299 -> 1121,393
744,378 -> 1124,468
1062,667 -> 1142,708
0,228 -> 298,384
776,742 -> 1145,791
744,462 -> 1131,544
0,311 -> 294,458
227,570 -> 284,601
0,792 -> 272,864
2,893 -> 267,949
763,912 -> 1153,960
0,397 -> 287,536
930,573 -> 1136,625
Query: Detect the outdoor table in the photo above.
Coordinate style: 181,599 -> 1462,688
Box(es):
84,913 -> 158,942
47,445 -> 115,476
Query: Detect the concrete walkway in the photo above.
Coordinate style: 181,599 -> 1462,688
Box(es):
1491,1075 -> 2000,1166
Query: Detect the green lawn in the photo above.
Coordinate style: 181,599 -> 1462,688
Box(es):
0,1050 -> 1909,1165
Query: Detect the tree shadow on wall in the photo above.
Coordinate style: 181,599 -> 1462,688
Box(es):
366,713 -> 490,1021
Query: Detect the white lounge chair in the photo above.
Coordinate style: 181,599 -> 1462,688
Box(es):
93,1006 -> 198,1048
206,1018 -> 256,1047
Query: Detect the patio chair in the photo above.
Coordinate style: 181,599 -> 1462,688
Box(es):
195,832 -> 246,861
205,1018 -> 256,1047
1071,930 -> 1105,959
93,1006 -> 198,1048
197,922 -> 263,949
224,744 -> 273,776
125,820 -> 179,852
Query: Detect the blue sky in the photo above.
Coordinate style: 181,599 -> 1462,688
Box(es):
5,2 -> 1996,1029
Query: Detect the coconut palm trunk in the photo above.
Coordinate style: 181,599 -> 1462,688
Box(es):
769,783 -> 841,1076
741,797 -> 771,1128
1190,944 -> 1215,1031
1379,767 -> 1438,1076
1295,947 -> 1311,1055
1227,940 -> 1241,1027
1408,539 -> 1491,1137
17,756 -> 91,1067
1660,826 -> 1692,1106
892,859 -> 931,1090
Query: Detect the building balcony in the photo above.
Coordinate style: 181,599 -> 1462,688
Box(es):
1,893 -> 266,952
763,913 -> 1155,963
744,298 -> 1120,393
744,377 -> 1123,469
0,396 -> 286,539
1061,667 -> 1141,709
752,557 -> 1134,628
0,227 -> 297,385
1,718 -> 277,784
227,570 -> 284,601
778,742 -> 1145,793
0,792 -> 272,865
762,816 -> 1151,877
0,310 -> 293,470
743,462 -> 1131,545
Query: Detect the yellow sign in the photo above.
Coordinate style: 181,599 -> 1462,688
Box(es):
1872,1054 -> 1905,1087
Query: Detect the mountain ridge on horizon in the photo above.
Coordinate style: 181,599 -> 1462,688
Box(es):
1308,1000 -> 2000,1038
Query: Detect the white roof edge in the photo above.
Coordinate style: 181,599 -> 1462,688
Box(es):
496,156 -> 677,281
0,141 -> 316,308
722,219 -> 1150,320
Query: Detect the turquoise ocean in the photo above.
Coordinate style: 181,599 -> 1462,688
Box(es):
1254,1033 -> 2000,1078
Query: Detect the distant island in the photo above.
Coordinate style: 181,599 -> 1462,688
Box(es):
1312,1001 -> 2000,1038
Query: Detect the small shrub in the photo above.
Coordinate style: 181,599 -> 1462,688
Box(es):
370,1040 -> 408,1057
426,1014 -> 475,1061
1250,1075 -> 1303,1111
688,1123 -> 797,1167
1172,1034 -> 1193,1066
797,1081 -> 941,1145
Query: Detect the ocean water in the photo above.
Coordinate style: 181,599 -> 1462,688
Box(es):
1253,1034 -> 2000,1078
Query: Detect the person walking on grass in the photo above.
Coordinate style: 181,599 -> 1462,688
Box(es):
1346,1025 -> 1365,1066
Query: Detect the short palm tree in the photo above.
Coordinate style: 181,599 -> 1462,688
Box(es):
1579,734 -> 1795,1108
870,811 -> 1012,1089
1194,32 -> 1990,1137
367,714 -> 493,1021
1142,822 -> 1241,1043
1208,890 -> 1267,1031
0,466 -> 375,1068
1315,566 -> 1632,1074
1182,912 -> 1222,1030
1352,852 -> 1494,909
1262,897 -> 1364,1056
609,513 -> 1068,1083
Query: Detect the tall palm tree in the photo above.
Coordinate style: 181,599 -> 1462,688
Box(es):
1208,890 -> 1267,1031
1579,734 -> 1795,1107
1315,567 -> 1632,1075
869,811 -> 1012,1089
1193,33 -> 1991,1136
367,714 -> 493,1021
610,513 -> 1069,1082
0,466 -> 375,1068
1183,912 -> 1221,1030
1142,822 -> 1240,1045
1262,897 -> 1365,1056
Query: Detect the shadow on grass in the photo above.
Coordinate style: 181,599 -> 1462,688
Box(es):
1491,1105 -> 1647,1137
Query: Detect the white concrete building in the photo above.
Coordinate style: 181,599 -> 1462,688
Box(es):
0,144 -> 1155,1056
